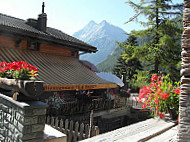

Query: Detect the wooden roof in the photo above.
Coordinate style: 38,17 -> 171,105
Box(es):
0,47 -> 117,91
0,13 -> 97,52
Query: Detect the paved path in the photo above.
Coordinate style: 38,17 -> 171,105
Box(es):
81,118 -> 176,142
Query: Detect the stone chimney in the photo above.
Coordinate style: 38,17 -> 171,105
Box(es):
37,2 -> 47,32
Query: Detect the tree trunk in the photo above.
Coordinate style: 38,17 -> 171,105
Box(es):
154,56 -> 159,73
154,0 -> 159,73
177,0 -> 190,141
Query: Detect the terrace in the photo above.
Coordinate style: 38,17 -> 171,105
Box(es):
1,1 -> 190,142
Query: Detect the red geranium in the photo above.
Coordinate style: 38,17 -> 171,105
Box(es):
151,74 -> 158,81
138,74 -> 180,119
0,61 -> 38,80
173,87 -> 180,95
159,113 -> 165,119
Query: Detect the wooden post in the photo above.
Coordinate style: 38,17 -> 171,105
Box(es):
65,119 -> 69,134
85,124 -> 90,139
79,123 -> 84,140
60,119 -> 64,129
73,121 -> 79,142
45,115 -> 99,141
51,116 -> 54,126
55,117 -> 59,128
88,110 -> 94,138
95,126 -> 100,136
46,115 -> 50,124
68,120 -> 74,142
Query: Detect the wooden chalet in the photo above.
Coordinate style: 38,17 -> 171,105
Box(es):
0,4 -> 117,92
0,4 -> 142,137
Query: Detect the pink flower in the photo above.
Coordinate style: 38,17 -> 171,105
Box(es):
150,82 -> 157,87
87,93 -> 91,97
161,92 -> 169,100
155,97 -> 159,105
173,87 -> 180,95
142,103 -> 146,109
151,74 -> 158,81
159,113 -> 165,119
156,111 -> 160,116
110,90 -> 114,96
156,105 -> 159,110
139,86 -> 151,101
157,81 -> 162,86
135,96 -> 137,101
156,89 -> 162,96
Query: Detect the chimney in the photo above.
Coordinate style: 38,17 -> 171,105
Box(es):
37,2 -> 47,32
26,19 -> 38,28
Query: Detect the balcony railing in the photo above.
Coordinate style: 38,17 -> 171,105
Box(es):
46,95 -> 138,116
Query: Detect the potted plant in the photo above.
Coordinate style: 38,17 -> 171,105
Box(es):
0,61 -> 38,80
138,74 -> 180,119
0,61 -> 43,98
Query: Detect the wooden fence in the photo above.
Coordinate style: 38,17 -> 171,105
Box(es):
46,115 -> 99,142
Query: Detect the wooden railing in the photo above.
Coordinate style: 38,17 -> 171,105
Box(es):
47,95 -> 141,116
47,98 -> 115,116
46,115 -> 99,142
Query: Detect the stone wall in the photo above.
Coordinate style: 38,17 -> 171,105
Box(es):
0,93 -> 47,142
177,0 -> 190,141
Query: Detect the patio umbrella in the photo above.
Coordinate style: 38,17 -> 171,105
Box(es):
80,60 -> 100,73
96,72 -> 124,87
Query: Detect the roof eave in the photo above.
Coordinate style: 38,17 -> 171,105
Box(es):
0,25 -> 97,52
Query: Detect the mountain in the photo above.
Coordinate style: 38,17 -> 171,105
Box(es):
96,46 -> 123,72
73,20 -> 127,65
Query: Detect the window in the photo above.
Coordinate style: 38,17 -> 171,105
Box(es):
27,40 -> 40,51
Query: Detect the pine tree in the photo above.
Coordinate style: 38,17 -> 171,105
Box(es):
113,35 -> 142,88
126,0 -> 183,74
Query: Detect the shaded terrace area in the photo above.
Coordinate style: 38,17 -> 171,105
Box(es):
81,117 -> 177,142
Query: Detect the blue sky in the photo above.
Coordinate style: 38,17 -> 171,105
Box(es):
0,0 -> 183,35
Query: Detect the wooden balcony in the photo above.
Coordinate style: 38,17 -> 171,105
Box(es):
80,117 -> 177,142
46,95 -> 135,116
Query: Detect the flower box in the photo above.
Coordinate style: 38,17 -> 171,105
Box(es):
0,78 -> 44,98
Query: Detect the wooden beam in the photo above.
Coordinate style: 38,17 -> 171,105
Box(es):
0,78 -> 44,97
43,83 -> 117,91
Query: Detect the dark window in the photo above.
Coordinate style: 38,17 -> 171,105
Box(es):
71,51 -> 75,56
27,40 -> 40,51
15,39 -> 22,48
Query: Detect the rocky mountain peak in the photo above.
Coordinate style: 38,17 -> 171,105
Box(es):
100,20 -> 109,26
73,20 -> 127,65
